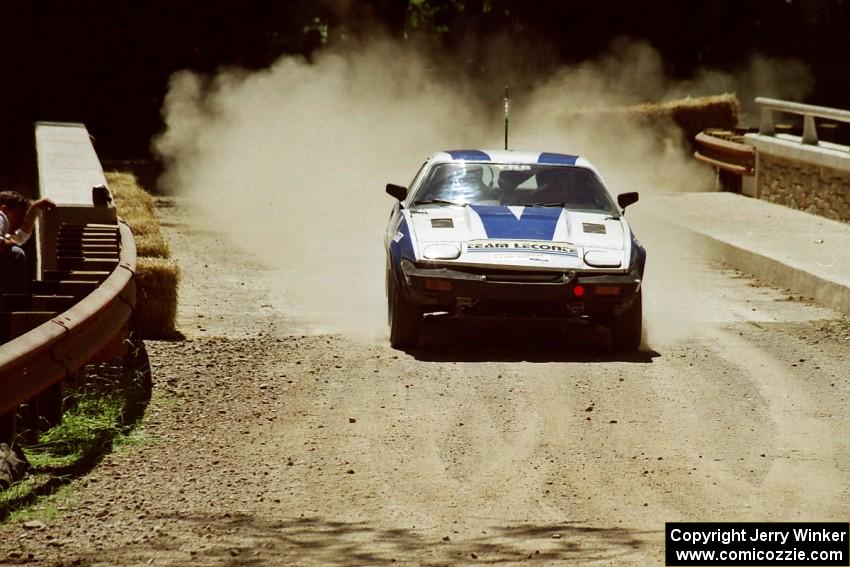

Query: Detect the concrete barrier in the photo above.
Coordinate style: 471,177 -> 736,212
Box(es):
644,193 -> 850,316
746,98 -> 850,222
35,122 -> 118,273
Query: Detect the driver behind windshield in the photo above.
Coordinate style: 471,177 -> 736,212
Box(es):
530,167 -> 612,211
532,168 -> 570,203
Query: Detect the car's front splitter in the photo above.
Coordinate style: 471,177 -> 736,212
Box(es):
398,260 -> 641,319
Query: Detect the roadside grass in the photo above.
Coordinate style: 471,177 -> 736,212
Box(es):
25,393 -> 124,469
0,387 -> 122,520
4,476 -> 77,524
0,399 -> 155,522
0,342 -> 154,522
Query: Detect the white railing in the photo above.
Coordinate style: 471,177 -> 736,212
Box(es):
757,97 -> 850,147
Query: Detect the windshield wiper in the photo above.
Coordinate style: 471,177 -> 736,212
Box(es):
529,202 -> 620,217
413,199 -> 468,207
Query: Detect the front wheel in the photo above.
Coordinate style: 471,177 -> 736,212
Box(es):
387,273 -> 421,349
608,291 -> 642,352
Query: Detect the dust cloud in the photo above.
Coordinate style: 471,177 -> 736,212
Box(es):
155,40 -> 489,336
154,38 -> 812,344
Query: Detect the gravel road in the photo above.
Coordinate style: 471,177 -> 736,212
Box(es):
2,197 -> 848,566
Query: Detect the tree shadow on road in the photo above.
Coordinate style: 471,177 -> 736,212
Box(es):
409,316 -> 660,364
77,513 -> 659,566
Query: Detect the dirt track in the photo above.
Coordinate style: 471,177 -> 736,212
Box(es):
2,197 -> 849,566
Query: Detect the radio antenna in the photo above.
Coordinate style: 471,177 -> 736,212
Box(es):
504,86 -> 511,150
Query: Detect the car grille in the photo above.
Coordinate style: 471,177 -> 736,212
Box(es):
448,266 -> 571,283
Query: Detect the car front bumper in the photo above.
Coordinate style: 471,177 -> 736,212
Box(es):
397,260 -> 642,319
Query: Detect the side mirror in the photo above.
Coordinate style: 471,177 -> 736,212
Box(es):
386,183 -> 407,202
617,192 -> 639,210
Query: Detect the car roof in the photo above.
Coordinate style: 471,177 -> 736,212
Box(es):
427,149 -> 601,174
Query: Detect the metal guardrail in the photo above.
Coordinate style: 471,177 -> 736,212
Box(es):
0,221 -> 136,416
0,122 -> 137,433
757,97 -> 850,146
693,130 -> 756,176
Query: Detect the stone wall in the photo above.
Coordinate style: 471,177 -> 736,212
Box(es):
757,152 -> 850,222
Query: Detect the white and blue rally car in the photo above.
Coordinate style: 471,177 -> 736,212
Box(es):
384,149 -> 645,350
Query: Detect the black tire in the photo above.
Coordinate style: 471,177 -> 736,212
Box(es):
387,273 -> 421,349
608,290 -> 642,352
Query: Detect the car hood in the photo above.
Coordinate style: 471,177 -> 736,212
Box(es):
407,205 -> 630,271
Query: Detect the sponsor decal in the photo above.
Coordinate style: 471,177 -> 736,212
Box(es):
446,149 -> 491,161
391,216 -> 416,264
538,152 -> 578,165
467,240 -> 577,257
491,254 -> 550,263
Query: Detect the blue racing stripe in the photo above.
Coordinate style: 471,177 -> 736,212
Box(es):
538,152 -> 578,165
446,149 -> 491,161
471,205 -> 562,240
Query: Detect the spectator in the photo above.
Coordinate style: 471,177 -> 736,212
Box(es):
0,191 -> 55,293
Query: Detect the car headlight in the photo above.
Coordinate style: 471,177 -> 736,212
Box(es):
423,244 -> 461,260
583,249 -> 622,268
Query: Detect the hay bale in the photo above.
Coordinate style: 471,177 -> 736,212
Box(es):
647,94 -> 740,144
559,93 -> 740,148
133,257 -> 180,339
105,171 -> 162,238
134,233 -> 170,259
105,170 -> 179,339
122,215 -> 162,238
107,171 -> 156,209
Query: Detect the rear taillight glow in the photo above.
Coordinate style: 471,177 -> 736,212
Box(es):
594,285 -> 622,296
425,279 -> 453,292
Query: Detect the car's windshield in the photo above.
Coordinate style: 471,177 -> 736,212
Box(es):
411,163 -> 619,214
